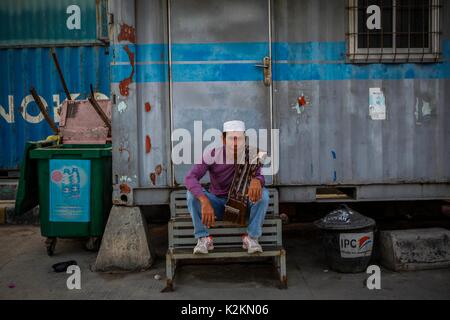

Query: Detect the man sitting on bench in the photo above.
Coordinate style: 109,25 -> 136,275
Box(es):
185,120 -> 269,255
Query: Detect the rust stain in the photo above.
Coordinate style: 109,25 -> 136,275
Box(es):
119,45 -> 135,97
150,173 -> 156,185
145,102 -> 152,113
145,135 -> 152,154
155,164 -> 163,176
298,95 -> 307,107
118,23 -> 136,43
119,183 -> 131,194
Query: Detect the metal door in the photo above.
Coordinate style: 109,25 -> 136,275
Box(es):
167,0 -> 274,186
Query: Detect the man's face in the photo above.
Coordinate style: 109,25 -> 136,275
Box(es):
224,131 -> 246,160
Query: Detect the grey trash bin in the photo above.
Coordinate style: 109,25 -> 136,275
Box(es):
315,204 -> 376,273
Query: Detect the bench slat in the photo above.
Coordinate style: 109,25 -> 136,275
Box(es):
172,235 -> 278,245
170,219 -> 280,228
172,226 -> 279,236
169,249 -> 284,260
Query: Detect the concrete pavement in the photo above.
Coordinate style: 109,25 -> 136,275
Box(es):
0,224 -> 449,300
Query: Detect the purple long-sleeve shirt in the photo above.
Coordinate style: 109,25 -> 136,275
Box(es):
184,146 -> 265,198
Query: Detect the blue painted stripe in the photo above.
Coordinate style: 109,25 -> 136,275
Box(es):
273,62 -> 449,81
273,42 -> 346,61
172,43 -> 268,61
112,40 -> 450,62
112,42 -> 268,62
111,40 -> 450,82
113,42 -> 342,63
112,61 -> 449,82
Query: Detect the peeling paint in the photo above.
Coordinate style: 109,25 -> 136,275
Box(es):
155,164 -> 163,176
118,23 -> 136,43
119,183 -> 131,194
119,45 -> 135,97
145,135 -> 152,154
119,176 -> 132,183
117,101 -> 127,114
291,92 -> 310,115
145,102 -> 152,112
118,143 -> 131,162
415,95 -> 433,124
150,172 -> 156,185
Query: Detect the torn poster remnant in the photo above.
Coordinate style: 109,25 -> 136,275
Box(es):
369,88 -> 386,120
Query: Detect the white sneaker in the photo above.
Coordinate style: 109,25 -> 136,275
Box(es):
193,236 -> 214,254
242,235 -> 263,254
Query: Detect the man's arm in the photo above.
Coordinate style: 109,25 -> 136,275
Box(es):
254,166 -> 265,188
248,166 -> 265,203
184,162 -> 208,198
184,160 -> 216,227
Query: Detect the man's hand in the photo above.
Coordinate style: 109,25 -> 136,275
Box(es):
248,178 -> 262,203
199,195 -> 215,228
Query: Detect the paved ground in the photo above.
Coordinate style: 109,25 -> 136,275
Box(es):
0,223 -> 449,300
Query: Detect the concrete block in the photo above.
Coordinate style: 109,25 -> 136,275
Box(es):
380,228 -> 450,271
93,205 -> 155,272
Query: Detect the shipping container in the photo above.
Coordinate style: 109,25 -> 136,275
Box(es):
0,0 -> 110,172
109,0 -> 450,205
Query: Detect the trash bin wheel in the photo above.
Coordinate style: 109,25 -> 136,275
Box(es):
85,237 -> 101,252
45,237 -> 57,256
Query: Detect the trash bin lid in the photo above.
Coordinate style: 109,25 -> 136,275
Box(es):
59,99 -> 111,144
314,204 -> 375,230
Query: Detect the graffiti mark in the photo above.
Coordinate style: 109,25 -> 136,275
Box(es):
145,102 -> 152,113
331,150 -> 337,182
119,45 -> 135,97
118,23 -> 136,44
145,135 -> 152,154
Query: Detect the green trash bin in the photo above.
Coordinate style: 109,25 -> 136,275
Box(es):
29,144 -> 112,255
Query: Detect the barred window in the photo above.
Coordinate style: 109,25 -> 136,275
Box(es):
347,0 -> 441,63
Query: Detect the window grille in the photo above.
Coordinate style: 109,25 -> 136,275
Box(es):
347,0 -> 441,63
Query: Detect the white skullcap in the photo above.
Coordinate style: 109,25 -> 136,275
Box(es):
223,120 -> 246,133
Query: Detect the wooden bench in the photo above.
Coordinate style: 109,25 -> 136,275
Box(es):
163,188 -> 287,292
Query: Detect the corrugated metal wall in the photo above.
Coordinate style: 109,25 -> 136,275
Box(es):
108,0 -> 450,204
272,0 -> 450,186
0,1 -> 110,171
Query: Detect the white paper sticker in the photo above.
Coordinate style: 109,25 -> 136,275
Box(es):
339,232 -> 374,258
369,88 -> 386,120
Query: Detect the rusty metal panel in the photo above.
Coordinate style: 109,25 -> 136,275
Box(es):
110,0 -> 139,206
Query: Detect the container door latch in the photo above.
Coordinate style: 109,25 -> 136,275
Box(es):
255,56 -> 272,87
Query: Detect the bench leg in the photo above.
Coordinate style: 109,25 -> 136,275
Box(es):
161,253 -> 175,292
277,250 -> 288,289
